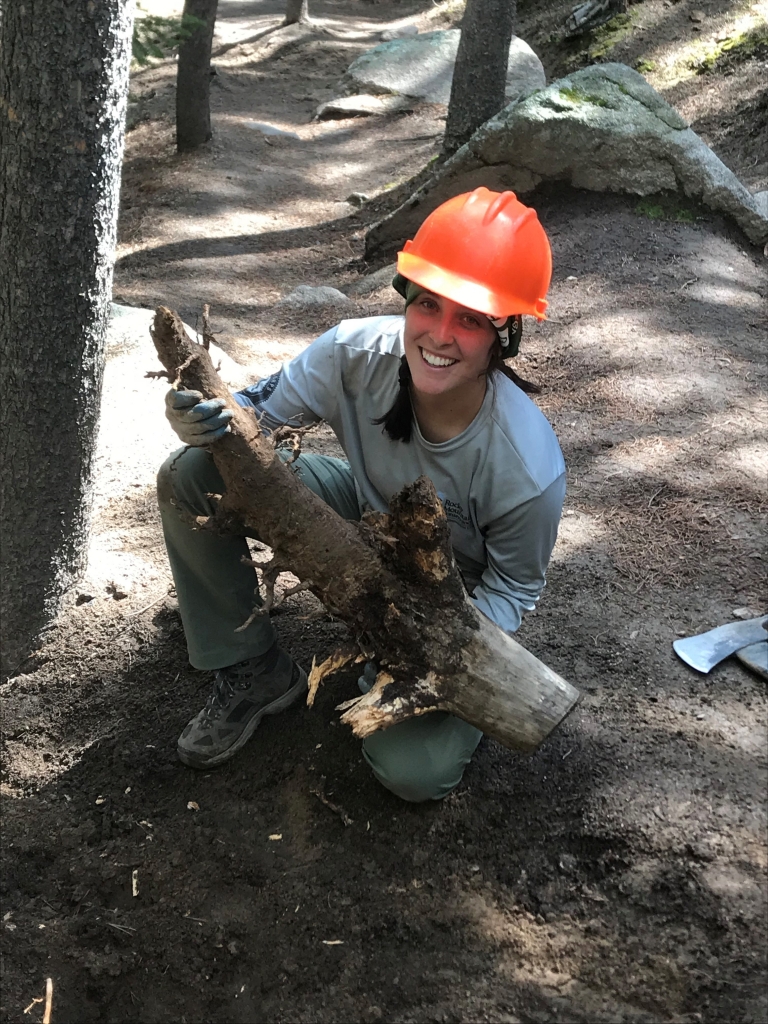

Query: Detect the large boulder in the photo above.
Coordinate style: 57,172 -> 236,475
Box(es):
366,63 -> 768,253
332,29 -> 545,106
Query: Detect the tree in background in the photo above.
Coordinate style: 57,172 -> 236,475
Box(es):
176,0 -> 219,152
443,0 -> 517,156
0,0 -> 134,677
284,0 -> 310,25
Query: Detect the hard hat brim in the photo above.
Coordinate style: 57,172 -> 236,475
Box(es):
397,250 -> 547,320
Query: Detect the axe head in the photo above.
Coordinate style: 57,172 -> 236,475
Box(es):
673,616 -> 768,674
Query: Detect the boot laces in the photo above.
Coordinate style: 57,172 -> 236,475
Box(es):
201,661 -> 255,723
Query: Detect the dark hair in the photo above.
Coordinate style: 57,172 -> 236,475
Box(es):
373,342 -> 540,443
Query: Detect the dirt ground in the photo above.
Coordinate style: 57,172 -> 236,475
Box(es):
2,1 -> 767,1022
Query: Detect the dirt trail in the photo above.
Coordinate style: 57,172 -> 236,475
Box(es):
2,1 -> 767,1022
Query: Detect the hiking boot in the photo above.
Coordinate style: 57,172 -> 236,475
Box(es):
178,644 -> 307,768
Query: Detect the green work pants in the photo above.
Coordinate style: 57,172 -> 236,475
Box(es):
157,446 -> 482,802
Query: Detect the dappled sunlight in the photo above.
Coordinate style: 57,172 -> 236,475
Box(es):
728,439 -> 768,485
551,510 -> 608,563
593,412 -> 768,491
637,695 -> 768,760
13,7 -> 762,1021
641,2 -> 767,91
614,369 -> 739,413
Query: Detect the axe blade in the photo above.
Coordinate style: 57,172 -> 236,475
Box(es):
673,616 -> 768,674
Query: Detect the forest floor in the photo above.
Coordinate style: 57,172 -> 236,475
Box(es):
2,0 -> 767,1022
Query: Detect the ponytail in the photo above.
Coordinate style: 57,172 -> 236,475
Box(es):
372,356 -> 415,443
491,350 -> 540,394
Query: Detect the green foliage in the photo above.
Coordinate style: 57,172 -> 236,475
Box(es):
635,198 -> 696,223
559,85 -> 611,108
132,11 -> 207,66
589,12 -> 634,59
634,58 -> 657,74
688,22 -> 768,73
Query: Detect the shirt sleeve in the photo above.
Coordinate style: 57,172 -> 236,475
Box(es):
233,325 -> 340,431
470,473 -> 566,634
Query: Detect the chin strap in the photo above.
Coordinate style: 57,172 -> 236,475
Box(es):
488,315 -> 523,356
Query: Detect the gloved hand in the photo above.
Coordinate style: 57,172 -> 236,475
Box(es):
165,389 -> 234,446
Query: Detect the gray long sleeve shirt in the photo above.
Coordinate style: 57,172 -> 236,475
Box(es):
235,316 -> 566,635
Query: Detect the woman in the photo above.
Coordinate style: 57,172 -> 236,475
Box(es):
158,187 -> 565,802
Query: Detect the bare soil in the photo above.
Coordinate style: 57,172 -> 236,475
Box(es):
2,1 -> 767,1022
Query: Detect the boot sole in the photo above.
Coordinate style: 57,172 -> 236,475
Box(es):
177,664 -> 308,769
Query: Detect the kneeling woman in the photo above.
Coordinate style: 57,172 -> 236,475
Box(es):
158,187 -> 565,801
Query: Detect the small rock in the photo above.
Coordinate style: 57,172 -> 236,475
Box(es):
732,607 -> 755,619
686,841 -> 716,862
346,192 -> 370,207
689,10 -> 705,22
558,853 -> 578,875
316,93 -> 414,120
275,285 -> 351,309
379,25 -> 418,42
244,121 -> 300,141
345,263 -> 398,297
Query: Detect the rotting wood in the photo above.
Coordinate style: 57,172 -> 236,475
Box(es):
308,647 -> 362,707
151,306 -> 581,751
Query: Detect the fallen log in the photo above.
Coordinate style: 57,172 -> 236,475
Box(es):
151,306 -> 580,751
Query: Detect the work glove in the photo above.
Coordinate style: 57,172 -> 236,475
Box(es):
165,389 -> 234,446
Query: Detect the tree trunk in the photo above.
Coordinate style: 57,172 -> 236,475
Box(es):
443,0 -> 517,157
151,308 -> 580,751
284,0 -> 310,25
0,1 -> 133,679
176,0 -> 219,152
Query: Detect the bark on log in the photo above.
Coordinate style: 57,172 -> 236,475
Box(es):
151,307 -> 580,750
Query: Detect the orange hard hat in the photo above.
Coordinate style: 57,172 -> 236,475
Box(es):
396,187 -> 552,319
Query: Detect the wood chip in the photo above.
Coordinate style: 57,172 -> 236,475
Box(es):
43,978 -> 53,1024
268,833 -> 282,840
322,939 -> 344,945
310,787 -> 353,827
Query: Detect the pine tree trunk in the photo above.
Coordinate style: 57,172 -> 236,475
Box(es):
284,0 -> 310,25
0,0 -> 133,679
443,0 -> 517,156
151,308 -> 581,751
176,0 -> 219,152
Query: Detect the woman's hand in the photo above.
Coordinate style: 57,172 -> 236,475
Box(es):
165,389 -> 234,446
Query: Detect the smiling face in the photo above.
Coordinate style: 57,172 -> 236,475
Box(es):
403,290 -> 498,400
